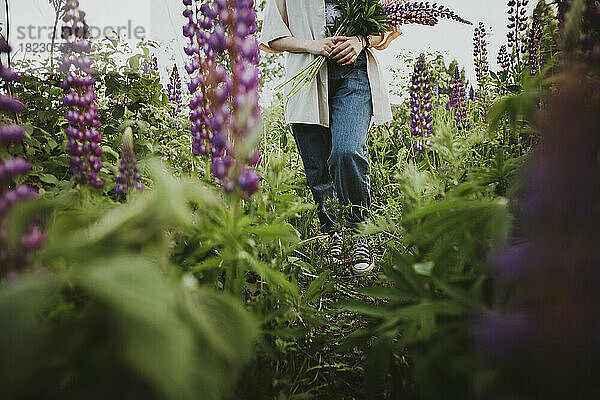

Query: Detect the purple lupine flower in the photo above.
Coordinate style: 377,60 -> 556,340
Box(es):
557,0 -> 571,29
105,92 -> 123,120
409,54 -> 433,152
182,0 -> 261,196
0,93 -> 25,113
382,1 -> 472,26
450,67 -> 469,131
60,0 -> 103,189
0,38 -> 43,276
167,64 -> 183,126
237,168 -> 260,195
473,22 -> 489,98
0,124 -> 26,145
477,70 -> 600,399
115,128 -> 144,195
497,44 -> 511,75
141,54 -> 159,76
558,0 -> 600,67
0,157 -> 31,182
527,13 -> 544,75
506,0 -> 530,65
469,85 -> 475,101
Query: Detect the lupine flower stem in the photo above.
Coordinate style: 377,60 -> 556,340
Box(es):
167,64 -> 183,122
507,0 -> 530,70
409,54 -> 434,152
60,0 -> 103,189
473,22 -> 489,113
450,66 -> 470,131
116,128 -> 144,195
183,0 -> 261,196
0,36 -> 44,276
141,54 -> 159,76
497,44 -> 511,75
527,12 -> 544,75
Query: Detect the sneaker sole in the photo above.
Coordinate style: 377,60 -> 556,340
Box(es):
351,261 -> 375,276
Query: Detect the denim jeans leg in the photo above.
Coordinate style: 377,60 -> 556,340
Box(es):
327,56 -> 373,228
291,123 -> 337,233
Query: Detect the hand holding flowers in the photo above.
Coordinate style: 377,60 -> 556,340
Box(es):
306,37 -> 340,57
273,0 -> 472,103
330,35 -> 365,65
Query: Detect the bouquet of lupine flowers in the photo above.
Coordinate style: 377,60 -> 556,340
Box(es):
275,0 -> 472,100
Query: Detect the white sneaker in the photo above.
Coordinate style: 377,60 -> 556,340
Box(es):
327,232 -> 343,264
351,236 -> 374,276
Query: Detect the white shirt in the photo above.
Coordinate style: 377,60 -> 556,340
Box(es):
260,0 -> 401,128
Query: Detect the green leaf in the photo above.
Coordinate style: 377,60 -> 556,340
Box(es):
302,269 -> 332,305
413,261 -> 434,276
336,299 -> 392,319
246,223 -> 300,243
191,256 -> 222,272
38,173 -> 58,185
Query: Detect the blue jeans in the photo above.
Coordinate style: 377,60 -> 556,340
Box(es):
292,52 -> 373,233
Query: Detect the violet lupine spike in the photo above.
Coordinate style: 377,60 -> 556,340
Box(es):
506,0 -> 530,64
497,44 -> 511,74
116,129 -> 144,195
167,64 -> 183,120
0,37 -> 44,275
382,1 -> 473,27
473,22 -> 489,93
409,54 -> 434,153
557,0 -> 571,29
527,13 -> 544,75
183,0 -> 219,158
182,0 -> 261,196
60,0 -> 103,189
450,67 -> 470,131
141,54 -> 159,76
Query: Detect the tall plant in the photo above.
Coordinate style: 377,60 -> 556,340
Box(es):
183,0 -> 261,196
473,22 -> 489,114
60,0 -> 104,189
0,37 -> 43,277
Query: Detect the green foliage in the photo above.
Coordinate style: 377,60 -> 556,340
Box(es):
340,193 -> 510,399
0,2 -> 569,399
330,0 -> 388,37
0,161 -> 257,400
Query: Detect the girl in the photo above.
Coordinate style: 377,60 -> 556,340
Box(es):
260,0 -> 400,275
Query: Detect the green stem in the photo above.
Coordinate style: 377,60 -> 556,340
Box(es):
224,194 -> 245,296
424,151 -> 436,175
273,57 -> 322,92
274,19 -> 349,98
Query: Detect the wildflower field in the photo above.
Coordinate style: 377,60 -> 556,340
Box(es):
1,0 -> 599,399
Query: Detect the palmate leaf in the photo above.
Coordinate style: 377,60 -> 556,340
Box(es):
0,257 -> 258,400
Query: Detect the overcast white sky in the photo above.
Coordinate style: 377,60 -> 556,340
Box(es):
7,0 -> 540,102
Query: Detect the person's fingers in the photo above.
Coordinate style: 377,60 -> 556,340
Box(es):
338,51 -> 355,64
342,54 -> 357,65
330,41 -> 351,57
334,36 -> 351,41
332,46 -> 353,60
